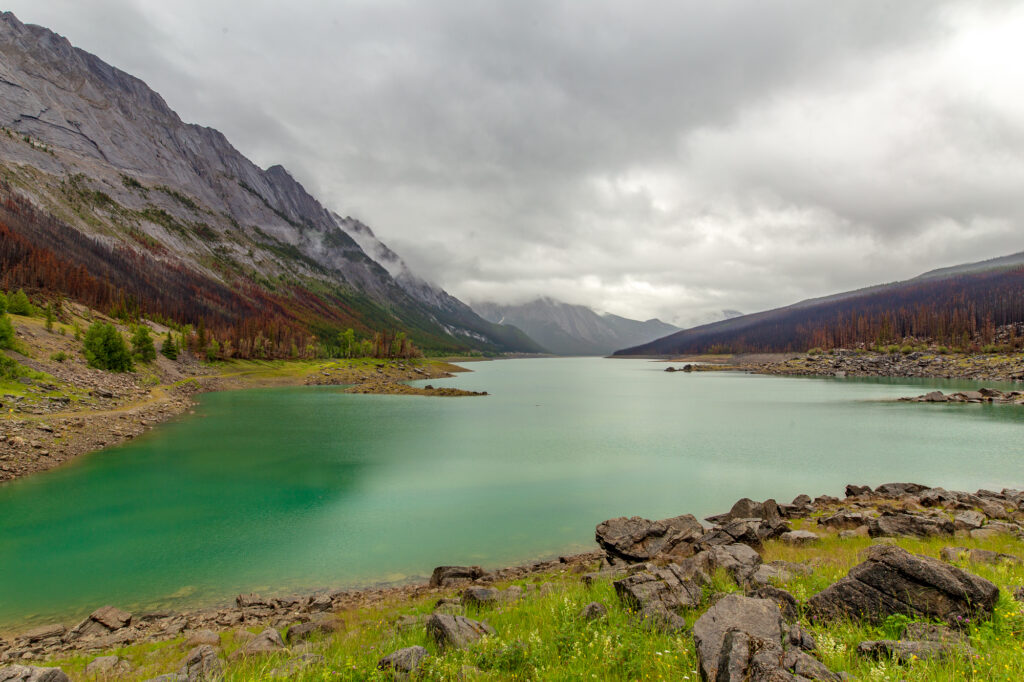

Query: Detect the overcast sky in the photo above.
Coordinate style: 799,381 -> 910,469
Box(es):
7,1 -> 1024,326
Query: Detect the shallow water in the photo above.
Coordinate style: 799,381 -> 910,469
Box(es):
1,358 -> 1022,626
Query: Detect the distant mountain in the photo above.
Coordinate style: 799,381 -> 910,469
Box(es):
0,11 -> 537,355
473,298 -> 679,356
616,252 -> 1024,356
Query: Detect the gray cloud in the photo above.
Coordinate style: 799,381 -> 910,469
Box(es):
7,0 -> 1024,326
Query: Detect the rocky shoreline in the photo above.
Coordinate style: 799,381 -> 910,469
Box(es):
750,349 -> 1024,382
1,310 -> 479,483
4,480 -> 1024,680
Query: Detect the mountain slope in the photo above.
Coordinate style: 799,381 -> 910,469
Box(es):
0,11 -> 534,354
616,252 -> 1024,356
473,298 -> 679,356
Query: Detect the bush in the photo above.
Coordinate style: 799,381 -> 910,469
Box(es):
50,351 -> 67,362
83,322 -> 133,371
6,289 -> 32,316
0,314 -> 13,349
0,291 -> 6,314
131,325 -> 157,363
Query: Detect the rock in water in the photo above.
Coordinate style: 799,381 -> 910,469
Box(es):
807,545 -> 998,626
378,646 -> 429,675
425,614 -> 494,649
594,514 -> 704,562
0,666 -> 70,682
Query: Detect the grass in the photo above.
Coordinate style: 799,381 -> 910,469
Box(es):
32,531 -> 1024,681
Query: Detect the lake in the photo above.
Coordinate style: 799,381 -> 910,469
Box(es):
1,357 -> 1022,627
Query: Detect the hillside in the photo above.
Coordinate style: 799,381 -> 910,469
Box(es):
0,12 -> 538,355
616,252 -> 1024,356
473,298 -> 679,356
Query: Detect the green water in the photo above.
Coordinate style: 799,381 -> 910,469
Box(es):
1,358 -> 1023,627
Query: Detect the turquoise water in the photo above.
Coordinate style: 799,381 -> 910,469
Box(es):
1,358 -> 1022,627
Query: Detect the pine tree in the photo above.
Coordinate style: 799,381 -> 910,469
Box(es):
131,325 -> 157,363
44,304 -> 55,332
82,322 -> 133,371
7,289 -> 31,315
160,331 -> 178,360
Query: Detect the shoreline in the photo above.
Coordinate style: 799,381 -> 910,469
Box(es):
1,313 -> 482,484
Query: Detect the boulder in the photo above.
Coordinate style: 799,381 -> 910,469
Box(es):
377,646 -> 429,676
0,667 -> 70,682
84,656 -> 131,677
939,546 -> 1021,565
425,614 -> 494,649
230,628 -> 284,658
747,586 -> 800,622
780,530 -> 820,545
235,594 -> 269,609
807,545 -> 998,627
637,601 -> 687,633
817,511 -> 870,531
953,511 -> 985,530
429,566 -> 486,587
869,512 -> 954,538
856,639 -> 971,662
594,514 -> 704,562
873,482 -> 929,497
177,645 -> 221,682
16,625 -> 65,646
268,654 -> 324,678
461,587 -> 500,607
287,617 -> 338,643
698,517 -> 788,549
693,595 -> 785,679
578,602 -> 608,621
613,564 -> 703,615
845,484 -> 872,497
67,606 -> 131,640
182,630 -> 219,648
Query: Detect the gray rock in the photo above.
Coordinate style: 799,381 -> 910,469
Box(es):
377,646 -> 428,675
268,654 -> 324,678
235,593 -> 269,609
748,586 -> 800,622
578,602 -> 608,621
818,511 -> 870,530
807,545 -> 998,626
874,482 -> 929,497
856,639 -> 972,662
692,595 -> 785,680
613,564 -> 703,614
67,606 -> 131,640
461,587 -> 500,607
698,517 -> 789,549
637,601 -> 687,633
182,630 -> 219,648
15,625 -> 65,645
845,484 -> 872,497
940,546 -> 1021,565
425,614 -> 494,649
287,618 -> 338,643
84,656 -> 131,677
230,628 -> 284,658
953,510 -> 985,530
594,514 -> 704,562
0,666 -> 70,682
780,530 -> 820,545
177,645 -> 221,682
429,566 -> 486,587
869,512 -> 954,538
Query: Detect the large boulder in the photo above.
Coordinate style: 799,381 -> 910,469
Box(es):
84,656 -> 132,677
0,666 -> 70,682
873,482 -> 928,497
67,606 -> 131,640
613,564 -> 703,615
425,614 -> 494,649
429,566 -> 486,587
868,512 -> 954,538
807,545 -> 998,627
706,498 -> 783,525
595,514 -> 704,562
856,639 -> 972,662
378,646 -> 429,676
230,628 -> 284,658
697,517 -> 788,550
682,543 -> 763,586
177,645 -> 222,682
692,595 -> 840,681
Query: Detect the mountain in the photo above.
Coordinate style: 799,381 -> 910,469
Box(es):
473,298 -> 680,356
616,252 -> 1024,356
0,11 -> 539,355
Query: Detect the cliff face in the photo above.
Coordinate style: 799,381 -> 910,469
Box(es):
0,11 -> 533,352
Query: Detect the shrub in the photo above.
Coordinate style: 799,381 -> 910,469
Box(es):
83,322 -> 133,371
44,304 -> 55,332
131,325 -> 157,363
0,291 -> 6,314
807,347 -> 823,356
6,289 -> 32,316
205,338 -> 220,362
0,314 -> 13,349
50,351 -> 67,362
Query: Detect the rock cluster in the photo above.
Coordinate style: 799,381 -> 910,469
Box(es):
901,388 -> 1024,404
756,349 -> 1024,382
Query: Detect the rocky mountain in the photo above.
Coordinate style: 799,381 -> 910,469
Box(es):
473,298 -> 679,356
616,251 -> 1024,356
0,11 -> 538,354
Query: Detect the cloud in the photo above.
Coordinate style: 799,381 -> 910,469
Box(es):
7,0 -> 1024,326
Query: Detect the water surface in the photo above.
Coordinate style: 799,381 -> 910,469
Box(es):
1,358 -> 1022,626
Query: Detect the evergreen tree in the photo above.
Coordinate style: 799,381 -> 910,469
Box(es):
0,291 -> 7,315
7,289 -> 31,315
44,304 -> 55,332
205,338 -> 220,362
131,325 -> 157,363
83,322 -> 133,371
160,331 -> 178,360
0,314 -> 14,349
